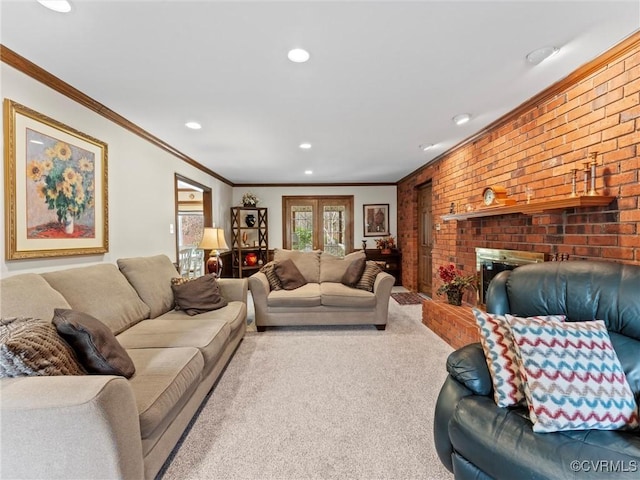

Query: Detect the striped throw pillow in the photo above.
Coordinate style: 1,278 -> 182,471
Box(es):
355,261 -> 382,292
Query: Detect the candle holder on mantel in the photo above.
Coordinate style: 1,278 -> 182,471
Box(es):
588,152 -> 601,196
569,168 -> 578,197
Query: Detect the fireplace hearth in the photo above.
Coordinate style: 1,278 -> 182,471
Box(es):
476,248 -> 546,305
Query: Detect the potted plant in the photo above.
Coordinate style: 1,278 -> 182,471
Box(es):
241,192 -> 259,207
436,264 -> 477,306
375,236 -> 395,254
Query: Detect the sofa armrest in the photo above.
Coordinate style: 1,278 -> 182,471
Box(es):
0,375 -> 144,480
218,278 -> 248,303
446,343 -> 493,396
248,272 -> 270,319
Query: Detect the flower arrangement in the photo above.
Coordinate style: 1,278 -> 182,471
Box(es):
436,264 -> 477,305
241,192 -> 259,207
27,141 -> 94,228
375,236 -> 395,250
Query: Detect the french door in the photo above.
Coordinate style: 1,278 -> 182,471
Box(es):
283,196 -> 354,256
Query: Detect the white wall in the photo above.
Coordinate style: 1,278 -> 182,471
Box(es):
0,64 -> 233,278
231,186 -> 397,251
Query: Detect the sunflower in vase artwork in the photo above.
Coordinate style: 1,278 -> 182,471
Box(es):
436,264 -> 477,306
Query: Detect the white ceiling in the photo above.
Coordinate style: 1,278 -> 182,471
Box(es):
2,1 -> 639,185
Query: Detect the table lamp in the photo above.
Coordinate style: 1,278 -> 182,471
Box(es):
199,227 -> 229,276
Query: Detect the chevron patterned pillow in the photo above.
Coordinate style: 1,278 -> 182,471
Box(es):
472,309 -> 565,407
509,317 -> 639,433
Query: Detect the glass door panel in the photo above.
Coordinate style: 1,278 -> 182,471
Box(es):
291,205 -> 314,251
323,205 -> 345,256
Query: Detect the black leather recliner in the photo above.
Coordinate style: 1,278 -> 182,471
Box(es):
434,261 -> 640,479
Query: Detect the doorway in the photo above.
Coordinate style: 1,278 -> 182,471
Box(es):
418,183 -> 433,297
174,174 -> 212,266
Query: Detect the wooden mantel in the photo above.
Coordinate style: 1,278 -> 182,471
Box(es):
441,195 -> 615,221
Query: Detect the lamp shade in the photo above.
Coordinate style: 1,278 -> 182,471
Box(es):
199,228 -> 229,251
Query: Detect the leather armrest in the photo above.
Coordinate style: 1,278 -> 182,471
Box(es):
446,343 -> 492,396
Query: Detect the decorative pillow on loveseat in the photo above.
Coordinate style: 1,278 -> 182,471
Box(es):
355,261 -> 382,292
0,317 -> 85,377
260,261 -> 283,291
508,317 -> 639,433
341,257 -> 366,287
274,259 -> 307,290
171,274 -> 228,315
53,308 -> 135,378
472,308 -> 565,407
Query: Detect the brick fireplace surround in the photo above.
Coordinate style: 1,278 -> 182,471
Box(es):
397,32 -> 640,309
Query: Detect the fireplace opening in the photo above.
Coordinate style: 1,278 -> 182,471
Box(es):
476,248 -> 546,305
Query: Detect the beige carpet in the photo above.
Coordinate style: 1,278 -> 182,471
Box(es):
158,297 -> 454,480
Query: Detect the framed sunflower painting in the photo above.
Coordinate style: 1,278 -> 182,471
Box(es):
4,99 -> 108,259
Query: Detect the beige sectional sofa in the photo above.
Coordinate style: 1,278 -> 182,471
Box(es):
0,254 -> 247,480
248,249 -> 395,330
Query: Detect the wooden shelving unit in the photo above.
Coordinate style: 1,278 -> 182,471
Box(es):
441,195 -> 615,221
230,206 -> 268,278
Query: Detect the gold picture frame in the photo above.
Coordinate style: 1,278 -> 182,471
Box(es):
4,99 -> 108,259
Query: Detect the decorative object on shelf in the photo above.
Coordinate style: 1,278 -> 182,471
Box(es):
361,239 -> 367,251
4,99 -> 108,259
245,214 -> 256,227
375,235 -> 395,254
588,152 -> 601,196
436,264 -> 477,306
242,231 -> 248,246
482,185 -> 516,207
363,203 -> 389,236
525,187 -> 534,204
569,168 -> 578,197
199,227 -> 229,277
241,192 -> 259,207
245,252 -> 258,266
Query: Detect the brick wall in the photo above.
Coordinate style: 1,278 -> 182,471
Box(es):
398,33 -> 640,293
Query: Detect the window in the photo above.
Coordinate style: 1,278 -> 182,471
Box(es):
283,196 -> 354,255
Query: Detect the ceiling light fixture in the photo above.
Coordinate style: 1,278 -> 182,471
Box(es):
299,142 -> 312,149
526,46 -> 560,65
452,113 -> 471,126
288,48 -> 310,63
304,170 -> 313,175
420,144 -> 435,151
37,1 -> 72,13
185,121 -> 202,130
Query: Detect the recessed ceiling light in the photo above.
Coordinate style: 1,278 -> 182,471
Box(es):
299,142 -> 312,149
452,113 -> 471,126
185,121 -> 202,130
526,46 -> 560,65
304,170 -> 313,175
37,1 -> 72,13
288,48 -> 310,63
420,144 -> 435,151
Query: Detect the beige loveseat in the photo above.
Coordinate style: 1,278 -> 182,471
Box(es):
248,249 -> 395,331
0,254 -> 247,480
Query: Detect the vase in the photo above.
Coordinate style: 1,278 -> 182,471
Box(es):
245,214 -> 256,227
446,289 -> 463,306
381,248 -> 392,254
63,212 -> 74,234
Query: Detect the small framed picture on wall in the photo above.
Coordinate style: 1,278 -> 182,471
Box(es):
363,204 -> 389,237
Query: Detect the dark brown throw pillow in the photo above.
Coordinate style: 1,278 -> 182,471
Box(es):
260,261 -> 283,291
53,309 -> 135,378
341,257 -> 367,287
0,317 -> 85,377
356,261 -> 383,292
171,274 -> 228,315
274,258 -> 307,290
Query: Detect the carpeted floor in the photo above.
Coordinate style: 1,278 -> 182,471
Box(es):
391,292 -> 426,305
158,299 -> 454,480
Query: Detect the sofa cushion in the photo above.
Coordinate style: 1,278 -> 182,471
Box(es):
319,251 -> 365,283
117,319 -> 230,369
117,255 -> 179,318
42,264 -> 150,335
267,283 -> 322,308
274,259 -> 307,290
126,347 -> 204,438
273,249 -> 321,283
355,261 -> 383,292
472,308 -> 565,407
53,309 -> 135,379
157,301 -> 246,334
320,282 -> 376,308
0,274 -> 72,322
260,261 -> 282,291
171,274 -> 228,315
0,317 -> 85,377
509,317 -> 639,433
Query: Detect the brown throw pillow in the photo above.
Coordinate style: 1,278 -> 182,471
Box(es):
356,261 -> 383,292
0,317 -> 85,377
171,274 -> 228,316
341,257 -> 367,287
274,258 -> 307,290
260,261 -> 283,291
53,309 -> 135,378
